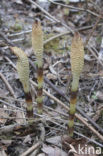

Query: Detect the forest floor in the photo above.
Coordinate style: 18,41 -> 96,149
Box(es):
0,0 -> 103,155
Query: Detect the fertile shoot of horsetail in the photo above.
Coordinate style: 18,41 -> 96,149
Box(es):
10,47 -> 33,118
68,32 -> 84,137
32,19 -> 44,114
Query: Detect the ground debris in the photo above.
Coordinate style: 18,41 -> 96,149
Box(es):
0,0 -> 103,155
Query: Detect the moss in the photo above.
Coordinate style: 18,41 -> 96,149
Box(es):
44,33 -> 70,54
96,36 -> 101,45
10,20 -> 23,32
13,23 -> 22,31
63,8 -> 69,16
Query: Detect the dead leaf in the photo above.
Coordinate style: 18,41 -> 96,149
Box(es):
96,91 -> 103,101
42,144 -> 67,156
23,135 -> 32,144
0,108 -> 8,124
1,139 -> 12,145
0,149 -> 7,156
47,73 -> 57,80
46,136 -> 61,146
62,136 -> 97,156
92,105 -> 103,122
16,111 -> 26,124
49,66 -> 57,75
0,89 -> 9,97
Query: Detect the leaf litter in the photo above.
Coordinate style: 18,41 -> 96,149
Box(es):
0,0 -> 103,155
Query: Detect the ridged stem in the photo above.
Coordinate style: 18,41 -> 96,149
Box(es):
25,92 -> 33,118
68,76 -> 79,137
32,19 -> 43,114
36,67 -> 43,114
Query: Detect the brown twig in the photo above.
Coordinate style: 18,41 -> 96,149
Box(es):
85,15 -> 101,46
0,118 -> 41,135
44,25 -> 94,45
1,53 -> 103,141
0,25 -> 95,50
0,123 -> 19,135
87,46 -> 103,67
0,99 -> 24,111
5,55 -> 103,135
31,80 -> 103,142
44,106 -> 103,148
1,25 -> 103,138
0,32 -> 14,46
48,0 -> 102,18
42,74 -> 103,135
4,56 -> 16,69
29,0 -> 60,23
28,0 -> 74,34
20,142 -> 41,156
0,72 -> 16,98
